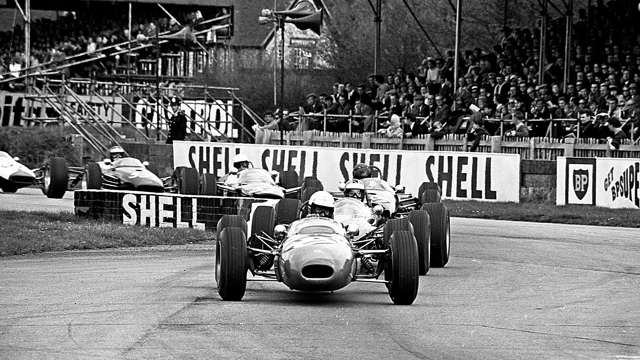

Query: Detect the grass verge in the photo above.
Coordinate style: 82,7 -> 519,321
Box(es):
444,200 -> 640,228
0,211 -> 212,257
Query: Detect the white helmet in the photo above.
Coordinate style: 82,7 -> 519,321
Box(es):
108,146 -> 125,161
232,154 -> 250,170
308,191 -> 335,218
344,179 -> 366,201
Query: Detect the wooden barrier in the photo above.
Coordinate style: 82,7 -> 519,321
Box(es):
257,130 -> 640,160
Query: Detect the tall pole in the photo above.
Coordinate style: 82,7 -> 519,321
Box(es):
279,19 -> 285,143
452,0 -> 462,110
127,2 -> 132,82
538,0 -> 548,85
373,0 -> 381,75
272,0 -> 277,106
24,0 -> 31,91
562,0 -> 573,92
155,29 -> 161,141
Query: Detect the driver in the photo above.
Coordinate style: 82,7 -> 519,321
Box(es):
307,191 -> 335,219
343,179 -> 367,202
223,154 -> 251,185
108,146 -> 126,162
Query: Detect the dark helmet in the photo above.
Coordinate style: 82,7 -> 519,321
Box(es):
170,97 -> 181,107
353,163 -> 371,180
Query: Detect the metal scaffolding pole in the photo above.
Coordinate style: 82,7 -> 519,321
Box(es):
538,0 -> 548,85
374,0 -> 381,75
24,0 -> 31,91
452,0 -> 462,110
562,0 -> 573,92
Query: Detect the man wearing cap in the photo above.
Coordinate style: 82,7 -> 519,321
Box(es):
166,98 -> 187,144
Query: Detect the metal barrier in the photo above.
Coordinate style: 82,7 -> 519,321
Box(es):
256,129 -> 640,160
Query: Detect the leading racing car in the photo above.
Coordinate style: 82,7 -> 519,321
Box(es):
215,191 -> 420,305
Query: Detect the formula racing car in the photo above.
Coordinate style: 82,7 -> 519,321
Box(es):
215,191 -> 420,305
0,151 -> 73,198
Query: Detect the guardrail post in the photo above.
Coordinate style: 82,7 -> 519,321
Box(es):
563,137 -> 575,157
303,130 -> 313,146
490,135 -> 502,153
425,134 -> 435,151
362,133 -> 371,149
529,138 -> 536,159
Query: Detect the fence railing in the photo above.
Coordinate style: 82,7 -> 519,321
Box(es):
288,112 -> 638,142
255,129 -> 640,160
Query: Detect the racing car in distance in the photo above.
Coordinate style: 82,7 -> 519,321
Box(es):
215,192 -> 420,305
0,151 -> 75,198
335,165 -> 451,275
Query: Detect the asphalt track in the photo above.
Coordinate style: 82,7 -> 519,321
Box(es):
0,191 -> 639,359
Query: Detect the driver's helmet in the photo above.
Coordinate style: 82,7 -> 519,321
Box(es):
344,179 -> 366,201
108,146 -> 125,161
232,154 -> 250,171
352,163 -> 371,180
308,191 -> 335,218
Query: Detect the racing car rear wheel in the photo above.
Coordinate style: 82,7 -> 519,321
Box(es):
418,182 -> 441,204
279,170 -> 299,198
175,167 -> 199,195
216,226 -> 247,301
409,210 -> 431,275
85,162 -> 102,189
276,198 -> 300,225
200,173 -> 217,195
421,203 -> 450,267
250,206 -> 276,270
43,157 -> 69,199
385,230 -> 419,305
216,215 -> 247,241
383,218 -> 412,246
301,177 -> 323,203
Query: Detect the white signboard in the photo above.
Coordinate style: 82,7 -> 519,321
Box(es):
133,97 -> 236,138
557,157 -> 639,209
173,141 -> 521,202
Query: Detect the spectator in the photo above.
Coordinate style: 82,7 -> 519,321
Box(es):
378,114 -> 403,138
606,116 -> 627,150
403,113 -> 427,138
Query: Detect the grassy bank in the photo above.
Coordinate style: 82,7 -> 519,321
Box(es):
0,211 -> 211,257
445,200 -> 640,228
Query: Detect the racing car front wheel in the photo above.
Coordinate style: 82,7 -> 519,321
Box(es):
409,210 -> 431,275
43,157 -> 69,199
216,226 -> 248,301
85,162 -> 102,189
276,198 -> 301,225
385,230 -> 419,305
301,177 -> 323,203
383,218 -> 412,246
200,173 -> 217,196
216,215 -> 248,241
279,170 -> 299,198
421,203 -> 450,267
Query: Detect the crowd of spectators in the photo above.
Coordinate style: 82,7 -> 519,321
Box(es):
0,5 -> 220,80
266,0 -> 639,147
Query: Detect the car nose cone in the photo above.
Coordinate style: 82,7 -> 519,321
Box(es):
279,235 -> 355,292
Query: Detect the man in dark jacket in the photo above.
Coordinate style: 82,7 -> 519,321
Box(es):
166,98 -> 187,144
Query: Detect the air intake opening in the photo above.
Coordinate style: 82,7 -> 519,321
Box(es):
301,265 -> 334,279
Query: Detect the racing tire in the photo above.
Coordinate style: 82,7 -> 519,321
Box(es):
276,198 -> 300,225
175,167 -> 199,195
421,203 -> 450,267
216,215 -> 247,241
418,182 -> 441,204
383,217 -> 412,246
408,210 -> 431,275
200,173 -> 217,196
251,206 -> 276,238
301,177 -> 323,203
44,157 -> 69,199
85,162 -> 102,189
215,226 -> 247,301
385,230 -> 419,305
279,169 -> 299,190
1,184 -> 17,193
